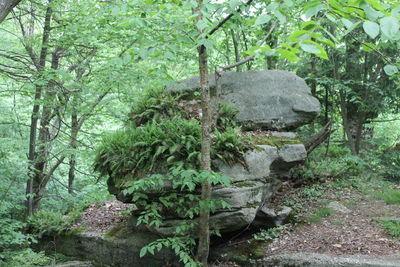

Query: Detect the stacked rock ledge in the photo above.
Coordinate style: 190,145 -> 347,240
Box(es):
107,70 -> 319,235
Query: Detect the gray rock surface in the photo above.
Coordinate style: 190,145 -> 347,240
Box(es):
263,253 -> 400,267
167,70 -> 320,130
253,205 -> 293,227
327,201 -> 351,213
38,231 -> 177,267
139,143 -> 306,235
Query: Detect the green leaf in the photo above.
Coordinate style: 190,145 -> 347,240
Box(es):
341,18 -> 354,29
383,65 -> 399,76
277,48 -> 299,62
380,16 -> 400,40
363,21 -> 380,39
139,247 -> 147,258
392,5 -> 400,18
364,5 -> 384,21
305,4 -> 327,19
300,40 -> 329,59
366,0 -> 384,11
300,42 -> 320,54
254,14 -> 272,26
289,30 -> 308,42
273,9 -> 286,24
302,21 -> 317,31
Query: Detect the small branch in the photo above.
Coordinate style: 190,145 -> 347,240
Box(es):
208,0 -> 254,36
219,24 -> 277,72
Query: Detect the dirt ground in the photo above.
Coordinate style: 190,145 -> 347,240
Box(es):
266,183 -> 400,256
72,180 -> 400,265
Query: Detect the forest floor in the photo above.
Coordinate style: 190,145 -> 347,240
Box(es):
71,178 -> 400,266
264,179 -> 400,256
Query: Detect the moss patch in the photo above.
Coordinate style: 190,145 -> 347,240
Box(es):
212,239 -> 269,266
104,222 -> 132,239
234,182 -> 256,188
252,135 -> 301,147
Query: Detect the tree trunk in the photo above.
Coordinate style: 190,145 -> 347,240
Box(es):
0,0 -> 22,23
30,48 -> 61,213
230,29 -> 241,72
195,1 -> 212,265
309,54 -> 317,130
25,3 -> 53,217
68,95 -> 78,194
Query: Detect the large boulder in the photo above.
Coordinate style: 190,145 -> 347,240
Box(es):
167,70 -> 320,130
118,134 -> 307,235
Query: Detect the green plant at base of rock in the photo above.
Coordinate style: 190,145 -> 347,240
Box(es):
0,248 -> 52,267
123,167 -> 231,266
253,225 -> 288,241
217,102 -> 239,131
307,207 -> 335,223
372,189 -> 400,204
376,218 -> 400,238
27,209 -> 82,238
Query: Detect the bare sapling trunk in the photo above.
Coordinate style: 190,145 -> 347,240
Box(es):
195,1 -> 212,265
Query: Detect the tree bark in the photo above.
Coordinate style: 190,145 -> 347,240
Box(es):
68,96 -> 78,194
230,29 -> 241,72
0,0 -> 22,23
195,1 -> 211,265
25,3 -> 53,217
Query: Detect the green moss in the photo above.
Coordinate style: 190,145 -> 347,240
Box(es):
251,135 -> 301,147
213,239 -> 268,266
248,201 -> 262,208
105,222 -> 131,239
234,182 -> 256,188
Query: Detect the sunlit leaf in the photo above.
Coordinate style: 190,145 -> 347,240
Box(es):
384,64 -> 399,76
363,21 -> 380,39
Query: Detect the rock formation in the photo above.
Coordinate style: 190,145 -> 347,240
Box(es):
167,70 -> 320,130
107,70 -> 320,235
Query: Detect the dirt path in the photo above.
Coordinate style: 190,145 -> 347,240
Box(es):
266,183 -> 400,257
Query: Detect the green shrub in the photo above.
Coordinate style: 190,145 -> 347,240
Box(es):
307,207 -> 335,223
27,210 -> 73,238
294,145 -> 369,184
376,218 -> 400,238
378,149 -> 400,182
123,167 -> 231,266
94,117 -> 249,186
0,248 -> 51,267
253,225 -> 288,241
217,102 -> 239,130
372,188 -> 400,204
128,88 -> 184,126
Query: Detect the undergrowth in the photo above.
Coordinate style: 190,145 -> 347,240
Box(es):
376,218 -> 400,238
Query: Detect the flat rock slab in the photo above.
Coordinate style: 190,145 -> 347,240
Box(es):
167,70 -> 320,130
263,253 -> 400,267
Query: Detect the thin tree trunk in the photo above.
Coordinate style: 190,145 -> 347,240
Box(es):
195,1 -> 211,265
224,30 -> 231,65
230,29 -> 241,72
324,84 -> 329,125
68,96 -> 78,194
241,30 -> 251,70
30,48 -> 61,213
309,54 -> 317,130
25,3 -> 53,217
